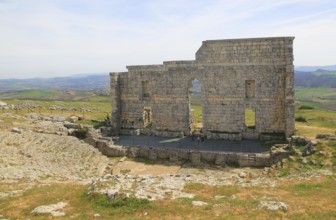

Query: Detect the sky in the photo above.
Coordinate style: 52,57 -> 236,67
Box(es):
0,0 -> 335,79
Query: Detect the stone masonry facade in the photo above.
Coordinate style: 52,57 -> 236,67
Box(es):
110,37 -> 295,140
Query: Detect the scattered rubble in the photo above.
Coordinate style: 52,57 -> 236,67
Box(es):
31,202 -> 68,217
91,170 -> 277,201
316,133 -> 336,140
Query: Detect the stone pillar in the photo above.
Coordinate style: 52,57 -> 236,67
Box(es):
110,72 -> 122,135
284,70 -> 295,137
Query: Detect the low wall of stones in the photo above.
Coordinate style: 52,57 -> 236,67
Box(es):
154,131 -> 184,138
86,136 -> 291,167
206,132 -> 242,140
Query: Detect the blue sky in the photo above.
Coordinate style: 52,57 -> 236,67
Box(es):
0,0 -> 335,79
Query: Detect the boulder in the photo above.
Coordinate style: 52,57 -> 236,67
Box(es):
31,202 -> 68,217
69,116 -> 79,123
238,171 -> 248,178
63,122 -> 81,129
302,141 -> 316,156
291,136 -> 309,146
0,101 -> 7,106
105,189 -> 130,201
11,127 -> 22,134
51,115 -> 67,122
259,201 -> 288,211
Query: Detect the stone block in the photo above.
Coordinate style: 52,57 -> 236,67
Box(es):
148,149 -> 157,161
190,151 -> 201,164
215,154 -> 226,165
169,152 -> 179,162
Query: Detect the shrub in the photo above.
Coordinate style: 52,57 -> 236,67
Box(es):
73,127 -> 88,139
299,104 -> 314,110
89,193 -> 151,210
295,116 -> 307,122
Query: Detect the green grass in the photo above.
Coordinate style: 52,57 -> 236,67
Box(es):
0,89 -> 111,102
245,108 -> 256,128
77,119 -> 107,129
295,87 -> 336,109
190,95 -> 203,129
1,99 -> 112,120
88,193 -> 151,210
295,109 -> 336,129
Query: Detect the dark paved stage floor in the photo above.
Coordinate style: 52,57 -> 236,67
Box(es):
118,135 -> 268,153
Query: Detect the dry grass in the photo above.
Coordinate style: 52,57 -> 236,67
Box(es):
1,176 -> 335,219
296,123 -> 335,139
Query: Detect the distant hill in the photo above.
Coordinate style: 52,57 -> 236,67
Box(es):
0,74 -> 110,92
0,65 -> 335,93
295,70 -> 336,88
295,65 -> 336,72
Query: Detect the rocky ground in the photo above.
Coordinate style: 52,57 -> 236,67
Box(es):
0,131 -> 109,182
0,112 -> 335,219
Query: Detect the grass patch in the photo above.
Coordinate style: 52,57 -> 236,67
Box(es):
298,104 -> 314,110
295,87 -> 336,109
88,192 -> 151,210
77,119 -> 107,129
1,99 -> 112,121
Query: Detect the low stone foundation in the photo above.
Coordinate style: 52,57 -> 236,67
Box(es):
86,136 -> 292,167
120,129 -> 140,136
154,131 -> 184,138
206,131 -> 242,140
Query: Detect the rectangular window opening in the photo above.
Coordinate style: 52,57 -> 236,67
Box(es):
245,80 -> 255,98
142,81 -> 150,98
245,108 -> 256,129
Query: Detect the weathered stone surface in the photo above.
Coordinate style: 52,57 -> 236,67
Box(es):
190,151 -> 201,165
259,201 -> 288,211
239,171 -> 248,178
31,202 -> 68,217
148,150 -> 157,161
316,133 -> 336,140
92,172 -> 277,202
63,122 -> 81,129
110,37 -> 295,140
192,201 -> 208,206
11,127 -> 22,133
69,116 -> 78,123
0,131 -> 109,181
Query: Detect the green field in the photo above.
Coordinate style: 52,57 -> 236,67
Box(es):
0,89 -> 111,102
295,87 -> 336,110
311,70 -> 336,76
1,89 -> 335,131
1,99 -> 112,121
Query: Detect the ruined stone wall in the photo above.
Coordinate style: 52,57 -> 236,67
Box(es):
110,37 -> 295,139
